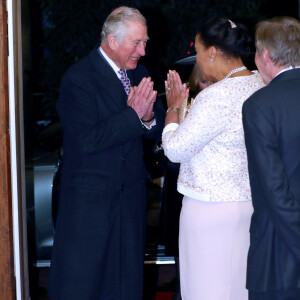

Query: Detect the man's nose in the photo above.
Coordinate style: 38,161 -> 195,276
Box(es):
137,43 -> 146,56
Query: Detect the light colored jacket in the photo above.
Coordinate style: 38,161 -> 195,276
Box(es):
162,71 -> 265,202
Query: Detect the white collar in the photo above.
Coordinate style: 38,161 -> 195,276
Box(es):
99,46 -> 123,79
276,65 -> 300,77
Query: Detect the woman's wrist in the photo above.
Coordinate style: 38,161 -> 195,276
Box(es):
167,106 -> 180,114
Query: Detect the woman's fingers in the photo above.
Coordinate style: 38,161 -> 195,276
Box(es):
165,70 -> 190,109
175,71 -> 183,87
167,70 -> 182,93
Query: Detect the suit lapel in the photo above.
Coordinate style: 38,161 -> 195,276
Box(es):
127,68 -> 142,87
88,49 -> 128,108
88,49 -> 144,155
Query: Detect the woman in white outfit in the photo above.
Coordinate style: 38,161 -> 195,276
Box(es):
162,17 -> 265,300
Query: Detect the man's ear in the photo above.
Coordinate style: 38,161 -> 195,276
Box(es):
263,49 -> 272,66
107,34 -> 118,51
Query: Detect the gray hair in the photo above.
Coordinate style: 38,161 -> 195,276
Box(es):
255,16 -> 300,67
101,6 -> 147,44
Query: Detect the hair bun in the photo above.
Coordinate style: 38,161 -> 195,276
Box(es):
197,17 -> 252,60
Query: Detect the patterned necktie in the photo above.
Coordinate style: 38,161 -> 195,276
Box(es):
118,69 -> 131,95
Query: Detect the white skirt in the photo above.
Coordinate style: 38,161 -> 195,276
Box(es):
179,196 -> 253,300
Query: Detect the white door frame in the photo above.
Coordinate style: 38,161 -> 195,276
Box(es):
7,0 -> 30,299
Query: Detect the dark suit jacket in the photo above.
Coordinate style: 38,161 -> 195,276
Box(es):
48,48 -> 165,300
242,68 -> 300,292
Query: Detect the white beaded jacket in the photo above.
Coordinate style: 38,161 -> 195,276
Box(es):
162,71 -> 265,202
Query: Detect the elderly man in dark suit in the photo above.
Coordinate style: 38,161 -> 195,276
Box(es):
48,6 -> 165,300
242,16 -> 300,300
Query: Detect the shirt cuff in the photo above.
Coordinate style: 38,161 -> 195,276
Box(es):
142,118 -> 157,130
162,123 -> 179,136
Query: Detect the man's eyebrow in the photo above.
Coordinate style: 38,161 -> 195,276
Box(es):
133,37 -> 150,42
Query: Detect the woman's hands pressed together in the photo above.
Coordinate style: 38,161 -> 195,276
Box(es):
165,70 -> 189,126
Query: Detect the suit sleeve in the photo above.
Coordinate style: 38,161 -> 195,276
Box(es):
57,72 -> 144,155
144,96 -> 166,140
242,99 -> 300,263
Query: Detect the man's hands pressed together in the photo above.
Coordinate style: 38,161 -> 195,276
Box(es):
127,77 -> 157,124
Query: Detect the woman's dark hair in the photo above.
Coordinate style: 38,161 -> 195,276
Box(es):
197,17 -> 252,59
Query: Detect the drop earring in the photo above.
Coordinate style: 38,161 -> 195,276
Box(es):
210,57 -> 214,63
